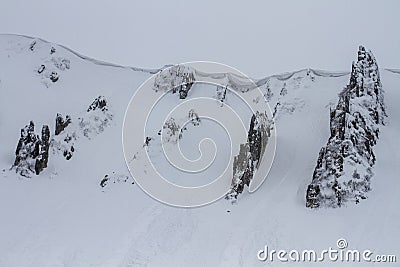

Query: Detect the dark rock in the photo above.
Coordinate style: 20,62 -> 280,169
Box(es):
29,40 -> 36,51
55,113 -> 71,135
63,149 -> 73,160
35,125 -> 50,175
306,184 -> 320,208
144,137 -> 152,146
13,121 -> 51,177
178,72 -> 194,99
38,64 -> 45,74
50,71 -> 59,82
87,96 -> 108,112
100,175 -> 109,188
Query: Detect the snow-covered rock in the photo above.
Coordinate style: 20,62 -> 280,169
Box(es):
306,46 -> 386,208
12,121 -> 50,177
227,111 -> 271,199
153,64 -> 195,99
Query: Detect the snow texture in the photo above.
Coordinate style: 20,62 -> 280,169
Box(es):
0,35 -> 399,267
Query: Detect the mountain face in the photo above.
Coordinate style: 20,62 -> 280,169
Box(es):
153,65 -> 195,99
151,64 -> 273,200
0,35 -> 399,266
306,46 -> 386,208
227,111 -> 270,200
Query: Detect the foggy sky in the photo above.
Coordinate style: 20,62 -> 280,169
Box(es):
1,0 -> 399,77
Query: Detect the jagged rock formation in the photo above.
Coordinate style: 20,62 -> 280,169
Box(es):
12,96 -> 113,178
87,96 -> 108,112
227,111 -> 270,199
153,65 -> 195,99
13,121 -> 50,177
49,71 -> 59,83
55,113 -> 71,135
80,96 -> 113,139
53,96 -> 112,160
306,46 -> 386,208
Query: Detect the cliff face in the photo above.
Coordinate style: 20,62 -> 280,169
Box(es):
13,121 -> 50,177
227,111 -> 270,200
153,65 -> 195,99
306,46 -> 386,208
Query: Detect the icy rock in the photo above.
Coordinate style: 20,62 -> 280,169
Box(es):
306,46 -> 386,208
80,96 -> 113,139
153,65 -> 195,99
87,96 -> 108,112
49,71 -> 59,83
13,121 -> 50,177
34,125 -> 50,175
55,113 -> 71,135
227,111 -> 271,199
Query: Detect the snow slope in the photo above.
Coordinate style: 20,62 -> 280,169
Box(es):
0,34 -> 399,266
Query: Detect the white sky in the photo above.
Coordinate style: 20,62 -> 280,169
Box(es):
1,0 -> 399,77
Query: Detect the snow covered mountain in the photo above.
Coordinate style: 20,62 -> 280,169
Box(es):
0,34 -> 399,266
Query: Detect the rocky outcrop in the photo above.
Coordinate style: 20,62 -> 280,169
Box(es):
12,96 -> 113,177
87,96 -> 108,112
80,96 -> 113,139
13,121 -> 50,177
306,46 -> 386,208
34,125 -> 50,174
54,96 -> 112,159
153,65 -> 195,99
55,113 -> 71,135
227,111 -> 270,199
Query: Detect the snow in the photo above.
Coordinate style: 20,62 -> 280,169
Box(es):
0,34 -> 399,266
